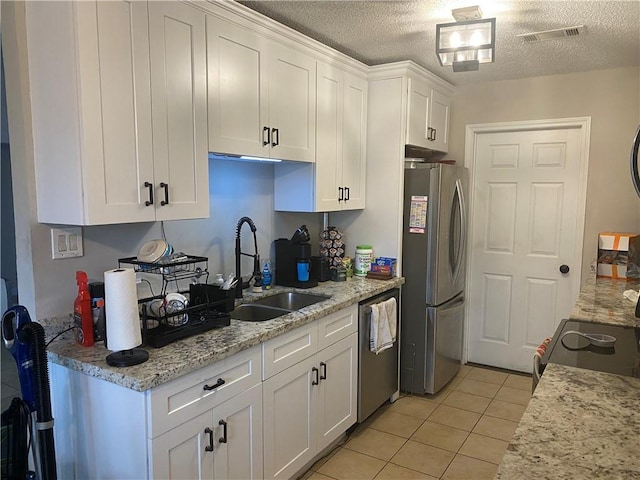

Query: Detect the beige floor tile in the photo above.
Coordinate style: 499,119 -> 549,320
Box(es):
442,390 -> 491,414
308,472 -> 338,480
428,404 -> 481,432
388,395 -> 437,420
317,449 -> 386,480
494,386 -> 531,406
368,409 -> 424,438
458,433 -> 509,465
374,463 -> 438,480
472,416 -> 519,442
411,421 -> 469,452
465,368 -> 508,385
344,427 -> 406,461
503,374 -> 533,391
458,364 -> 473,377
441,454 -> 499,480
421,385 -> 453,404
454,378 -> 501,399
390,440 -> 455,478
484,399 -> 527,422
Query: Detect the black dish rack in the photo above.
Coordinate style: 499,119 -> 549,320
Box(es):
118,256 -> 233,348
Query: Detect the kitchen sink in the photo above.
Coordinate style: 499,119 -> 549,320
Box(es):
230,304 -> 292,322
231,292 -> 331,322
252,292 -> 330,311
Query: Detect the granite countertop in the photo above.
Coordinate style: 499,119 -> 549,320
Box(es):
46,277 -> 403,392
571,274 -> 640,327
496,363 -> 640,479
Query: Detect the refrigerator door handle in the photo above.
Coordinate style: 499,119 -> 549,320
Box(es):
451,178 -> 467,283
631,124 -> 640,197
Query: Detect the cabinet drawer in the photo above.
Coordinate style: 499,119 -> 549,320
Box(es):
262,321 -> 317,380
147,345 -> 261,438
317,304 -> 357,351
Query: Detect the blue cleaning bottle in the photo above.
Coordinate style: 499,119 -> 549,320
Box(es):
262,260 -> 272,290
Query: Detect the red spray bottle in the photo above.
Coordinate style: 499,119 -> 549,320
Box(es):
74,271 -> 94,346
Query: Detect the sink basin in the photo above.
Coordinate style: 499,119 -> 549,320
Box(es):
252,292 -> 330,311
230,304 -> 291,322
231,292 -> 331,322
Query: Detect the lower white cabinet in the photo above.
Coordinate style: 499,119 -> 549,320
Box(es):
262,306 -> 358,480
50,305 -> 359,480
151,383 -> 263,480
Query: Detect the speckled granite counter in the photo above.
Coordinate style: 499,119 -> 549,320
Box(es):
46,277 -> 403,392
571,275 -> 640,327
496,363 -> 640,479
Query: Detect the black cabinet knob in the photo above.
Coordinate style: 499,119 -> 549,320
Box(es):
559,264 -> 570,274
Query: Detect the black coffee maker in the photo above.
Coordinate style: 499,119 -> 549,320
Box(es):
275,225 -> 318,288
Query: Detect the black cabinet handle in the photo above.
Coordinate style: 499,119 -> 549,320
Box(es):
263,126 -> 270,146
218,419 -> 228,444
160,182 -> 169,206
432,128 -> 437,141
320,362 -> 327,381
338,187 -> 344,201
204,427 -> 214,452
312,367 -> 319,385
344,187 -> 350,201
144,182 -> 154,206
203,378 -> 225,391
272,128 -> 279,147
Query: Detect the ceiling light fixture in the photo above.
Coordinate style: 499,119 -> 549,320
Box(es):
436,6 -> 496,72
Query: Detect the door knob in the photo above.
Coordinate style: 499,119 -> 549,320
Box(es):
559,264 -> 570,274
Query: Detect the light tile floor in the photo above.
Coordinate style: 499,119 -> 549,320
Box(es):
300,364 -> 532,480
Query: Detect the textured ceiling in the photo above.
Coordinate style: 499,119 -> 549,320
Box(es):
238,0 -> 640,86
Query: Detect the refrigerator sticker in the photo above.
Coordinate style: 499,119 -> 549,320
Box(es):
409,196 -> 428,233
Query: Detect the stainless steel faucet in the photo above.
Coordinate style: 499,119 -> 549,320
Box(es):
235,217 -> 260,298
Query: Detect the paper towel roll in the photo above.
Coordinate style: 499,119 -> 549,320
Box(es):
104,268 -> 141,352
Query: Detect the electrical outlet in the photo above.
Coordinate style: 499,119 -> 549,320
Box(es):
51,227 -> 84,259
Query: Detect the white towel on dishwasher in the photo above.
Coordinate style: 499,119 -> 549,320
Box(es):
369,297 -> 397,354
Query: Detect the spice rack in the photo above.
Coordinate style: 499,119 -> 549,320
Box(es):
118,256 -> 233,348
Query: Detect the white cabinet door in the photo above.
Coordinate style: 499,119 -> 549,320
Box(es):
268,42 -> 316,162
263,355 -> 317,480
316,333 -> 358,452
207,15 -> 268,158
28,0 -> 156,225
151,410 -> 214,480
429,89 -> 450,153
406,77 -> 430,149
340,72 -> 367,210
315,62 -> 343,211
149,1 -> 209,221
213,384 -> 263,480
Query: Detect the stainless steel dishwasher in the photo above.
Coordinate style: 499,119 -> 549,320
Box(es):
358,288 -> 400,422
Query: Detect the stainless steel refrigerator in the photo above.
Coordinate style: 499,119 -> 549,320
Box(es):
400,161 -> 468,395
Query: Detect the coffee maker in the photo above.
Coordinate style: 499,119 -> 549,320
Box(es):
275,225 -> 318,288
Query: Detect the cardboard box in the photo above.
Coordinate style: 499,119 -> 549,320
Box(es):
597,232 -> 640,279
370,257 -> 397,276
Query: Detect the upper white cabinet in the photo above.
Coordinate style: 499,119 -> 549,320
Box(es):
207,15 -> 316,162
273,62 -> 367,212
406,77 -> 451,153
25,0 -> 208,225
148,1 -> 209,221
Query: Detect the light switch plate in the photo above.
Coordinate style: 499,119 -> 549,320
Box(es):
51,227 -> 84,259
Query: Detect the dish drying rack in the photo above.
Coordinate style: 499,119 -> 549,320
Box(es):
118,256 -> 233,348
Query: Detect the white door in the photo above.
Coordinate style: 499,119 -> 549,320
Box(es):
268,42 -> 316,162
263,356 -> 317,480
213,384 -> 263,480
466,120 -> 589,372
429,89 -> 450,153
316,333 -> 357,451
149,1 -> 209,221
341,72 -> 367,210
151,410 -> 214,480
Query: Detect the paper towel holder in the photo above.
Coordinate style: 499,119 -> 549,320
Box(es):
106,348 -> 149,367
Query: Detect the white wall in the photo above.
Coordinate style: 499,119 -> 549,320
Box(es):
448,66 -> 640,283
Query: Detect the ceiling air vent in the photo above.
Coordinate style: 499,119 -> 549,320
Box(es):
517,25 -> 587,43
